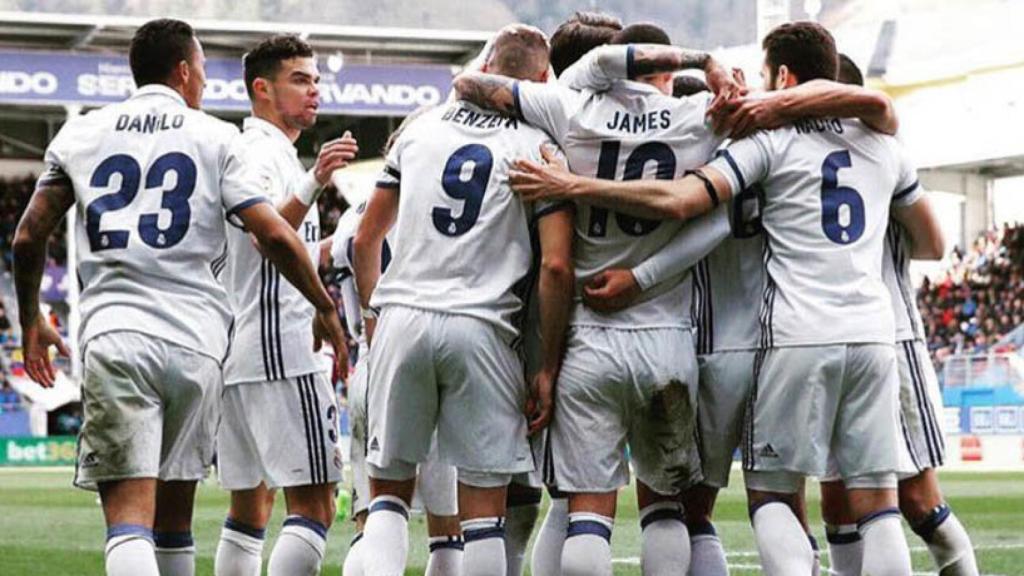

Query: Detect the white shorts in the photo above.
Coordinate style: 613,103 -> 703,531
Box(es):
548,326 -> 702,495
696,350 -> 757,488
75,332 -> 220,491
218,372 -> 343,490
349,356 -> 372,516
743,344 -> 900,487
366,306 -> 532,487
823,339 -> 947,482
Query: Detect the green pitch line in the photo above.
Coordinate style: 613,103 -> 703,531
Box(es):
0,469 -> 1021,575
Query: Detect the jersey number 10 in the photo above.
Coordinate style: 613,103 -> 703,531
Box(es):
587,141 -> 673,238
86,153 -> 196,252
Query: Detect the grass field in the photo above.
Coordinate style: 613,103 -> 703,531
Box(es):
1,468 -> 1022,575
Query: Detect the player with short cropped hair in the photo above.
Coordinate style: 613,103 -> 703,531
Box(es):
12,19 -> 346,576
213,34 -> 360,576
548,11 -> 623,77
325,111 -> 464,576
353,24 -> 574,576
819,54 -> 979,576
506,20 -> 932,576
456,24 -> 746,576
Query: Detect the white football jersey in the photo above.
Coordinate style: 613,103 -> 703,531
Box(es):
368,101 -> 562,339
691,188 -> 767,354
220,117 -> 322,385
329,201 -> 394,353
708,118 -> 922,347
883,221 -> 926,342
39,84 -> 266,361
515,77 -> 725,329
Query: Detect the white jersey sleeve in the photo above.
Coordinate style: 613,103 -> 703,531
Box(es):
631,204 -> 730,290
558,45 -> 634,93
512,81 -> 583,143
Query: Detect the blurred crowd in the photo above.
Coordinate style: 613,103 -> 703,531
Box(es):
0,175 -> 67,270
918,223 -> 1024,365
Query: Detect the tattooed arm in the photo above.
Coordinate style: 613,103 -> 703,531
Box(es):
13,176 -> 74,386
452,72 -> 519,116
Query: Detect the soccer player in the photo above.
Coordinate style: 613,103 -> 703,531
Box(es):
11,19 -> 346,576
213,35 -> 359,576
352,25 -> 574,576
508,21 -> 934,576
456,24 -> 746,576
819,54 -> 979,576
327,118 -> 464,576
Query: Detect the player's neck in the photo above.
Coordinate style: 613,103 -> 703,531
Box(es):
253,107 -> 301,143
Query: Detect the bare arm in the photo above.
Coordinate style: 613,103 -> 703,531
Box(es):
511,153 -> 735,222
451,72 -> 518,116
13,179 -> 74,386
713,80 -> 898,138
352,186 -> 399,344
892,195 -> 945,260
528,207 -> 574,433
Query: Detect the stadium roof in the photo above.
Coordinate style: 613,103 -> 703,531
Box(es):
0,11 -> 491,64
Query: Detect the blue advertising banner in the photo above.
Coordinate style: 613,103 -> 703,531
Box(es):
0,50 -> 453,116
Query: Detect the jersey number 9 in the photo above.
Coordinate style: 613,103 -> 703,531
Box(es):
433,144 -> 493,237
86,152 -> 196,252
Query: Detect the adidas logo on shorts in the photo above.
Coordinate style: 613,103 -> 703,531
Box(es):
80,451 -> 100,468
759,443 -> 779,459
369,437 -> 380,452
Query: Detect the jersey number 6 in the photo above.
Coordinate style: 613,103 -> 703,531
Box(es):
820,150 -> 865,245
86,152 -> 197,252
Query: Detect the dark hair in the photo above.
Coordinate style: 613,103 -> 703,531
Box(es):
129,19 -> 197,87
673,75 -> 709,97
489,25 -> 550,81
611,23 -> 671,46
762,21 -> 838,84
243,35 -> 315,99
549,11 -> 622,76
837,53 -> 864,86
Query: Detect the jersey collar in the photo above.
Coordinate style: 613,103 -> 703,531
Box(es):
131,84 -> 188,106
243,116 -> 297,152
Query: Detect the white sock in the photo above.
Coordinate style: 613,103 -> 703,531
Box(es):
154,531 -> 195,576
751,502 -> 814,576
687,520 -> 728,576
267,516 -> 328,576
530,497 -> 568,576
859,508 -> 912,576
215,520 -> 265,576
342,532 -> 364,576
426,535 -> 464,576
106,525 -> 160,576
639,502 -> 689,576
462,517 -> 506,576
825,523 -> 863,576
361,496 -> 410,576
561,512 -> 613,576
505,496 -> 540,576
911,505 -> 979,576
